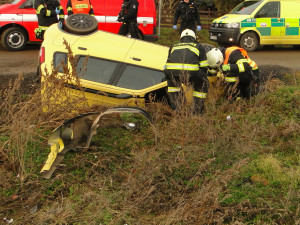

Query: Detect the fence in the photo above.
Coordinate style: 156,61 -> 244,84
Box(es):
0,0 -> 225,29
0,0 -> 8,4
160,9 -> 226,29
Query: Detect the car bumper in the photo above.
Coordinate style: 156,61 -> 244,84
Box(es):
209,27 -> 241,45
144,35 -> 158,42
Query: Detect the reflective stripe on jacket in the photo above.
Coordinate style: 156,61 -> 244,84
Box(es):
165,42 -> 202,71
224,46 -> 258,70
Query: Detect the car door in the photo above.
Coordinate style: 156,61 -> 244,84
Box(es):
254,1 -> 282,44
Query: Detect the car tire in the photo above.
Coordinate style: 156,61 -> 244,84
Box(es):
1,27 -> 28,51
65,13 -> 98,35
240,32 -> 259,52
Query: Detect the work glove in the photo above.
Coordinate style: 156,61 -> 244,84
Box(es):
173,25 -> 177,30
55,7 -> 60,14
197,25 -> 201,31
222,64 -> 231,72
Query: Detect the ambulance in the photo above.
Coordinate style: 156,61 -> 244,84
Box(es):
209,0 -> 300,51
0,0 -> 158,51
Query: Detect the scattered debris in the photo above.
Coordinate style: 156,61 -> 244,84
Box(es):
3,218 -> 13,224
40,106 -> 158,179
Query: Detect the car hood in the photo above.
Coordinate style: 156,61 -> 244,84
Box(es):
213,14 -> 250,23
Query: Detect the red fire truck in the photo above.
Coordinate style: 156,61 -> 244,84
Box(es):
0,0 -> 158,51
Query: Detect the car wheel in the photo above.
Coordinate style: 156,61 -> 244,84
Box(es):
240,32 -> 259,52
1,27 -> 28,51
65,13 -> 98,35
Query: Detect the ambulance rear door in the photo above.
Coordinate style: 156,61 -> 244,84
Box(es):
280,0 -> 300,44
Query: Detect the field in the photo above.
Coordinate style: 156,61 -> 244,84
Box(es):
0,29 -> 299,224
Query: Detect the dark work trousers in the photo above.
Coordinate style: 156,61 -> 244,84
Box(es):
118,21 -> 139,39
180,21 -> 196,33
165,70 -> 209,113
224,71 -> 255,101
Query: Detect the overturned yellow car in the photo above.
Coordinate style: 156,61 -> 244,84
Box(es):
39,22 -> 170,108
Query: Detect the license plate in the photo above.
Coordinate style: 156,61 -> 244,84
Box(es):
210,35 -> 217,40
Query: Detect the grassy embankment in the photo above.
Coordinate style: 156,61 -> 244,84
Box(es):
0,28 -> 299,224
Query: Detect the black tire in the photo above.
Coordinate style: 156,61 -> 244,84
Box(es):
293,45 -> 300,49
65,13 -> 98,35
1,27 -> 28,51
240,32 -> 259,52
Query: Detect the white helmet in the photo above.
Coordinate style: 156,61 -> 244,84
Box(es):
206,48 -> 224,68
180,29 -> 196,40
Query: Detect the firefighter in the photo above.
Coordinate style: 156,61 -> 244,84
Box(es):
34,0 -> 65,40
173,0 -> 201,33
66,0 -> 94,16
164,29 -> 209,114
117,0 -> 139,39
206,46 -> 260,101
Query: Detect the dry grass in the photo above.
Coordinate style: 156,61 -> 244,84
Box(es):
0,49 -> 299,224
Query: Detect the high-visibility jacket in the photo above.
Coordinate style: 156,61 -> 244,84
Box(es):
35,0 -> 65,29
223,46 -> 258,83
224,46 -> 258,71
165,41 -> 208,75
67,0 -> 94,16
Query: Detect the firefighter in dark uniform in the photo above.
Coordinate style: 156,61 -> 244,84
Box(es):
66,0 -> 94,16
206,46 -> 259,101
164,29 -> 209,114
173,0 -> 201,33
34,0 -> 65,40
117,0 -> 139,39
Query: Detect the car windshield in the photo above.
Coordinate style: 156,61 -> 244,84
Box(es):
116,65 -> 165,90
229,1 -> 263,15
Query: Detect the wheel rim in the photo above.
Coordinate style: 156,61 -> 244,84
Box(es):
243,36 -> 255,49
7,31 -> 24,48
70,15 -> 94,28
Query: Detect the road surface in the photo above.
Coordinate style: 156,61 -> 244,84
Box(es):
0,44 -> 300,76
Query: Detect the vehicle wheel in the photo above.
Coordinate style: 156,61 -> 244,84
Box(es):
293,45 -> 300,49
240,32 -> 259,52
1,27 -> 28,51
65,13 -> 98,35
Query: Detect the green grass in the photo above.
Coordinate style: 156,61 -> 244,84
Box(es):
0,31 -> 299,224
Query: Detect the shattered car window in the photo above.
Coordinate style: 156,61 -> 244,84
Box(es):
116,65 -> 165,90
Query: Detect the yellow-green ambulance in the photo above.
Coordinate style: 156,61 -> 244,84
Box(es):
209,0 -> 300,51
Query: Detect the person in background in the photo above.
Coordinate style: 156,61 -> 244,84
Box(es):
206,46 -> 260,101
172,0 -> 201,33
117,0 -> 139,39
66,0 -> 94,16
34,0 -> 65,40
164,29 -> 209,114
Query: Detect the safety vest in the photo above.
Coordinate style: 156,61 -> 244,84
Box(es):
165,42 -> 207,71
224,46 -> 258,70
71,0 -> 91,14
